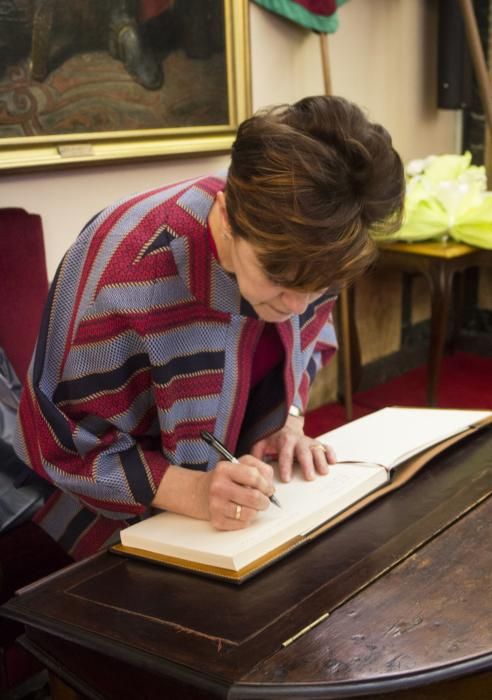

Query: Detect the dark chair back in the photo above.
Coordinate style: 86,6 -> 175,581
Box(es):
0,208 -> 49,383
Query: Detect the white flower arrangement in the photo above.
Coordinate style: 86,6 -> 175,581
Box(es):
387,152 -> 492,249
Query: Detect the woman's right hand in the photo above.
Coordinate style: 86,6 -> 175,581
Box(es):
152,457 -> 275,529
200,456 -> 275,530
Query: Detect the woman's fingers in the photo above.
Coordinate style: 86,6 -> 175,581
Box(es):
207,457 -> 275,530
277,435 -> 336,482
206,440 -> 337,530
296,441 -> 336,480
277,439 -> 296,482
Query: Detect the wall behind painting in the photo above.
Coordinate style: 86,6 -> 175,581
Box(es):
0,0 -> 461,404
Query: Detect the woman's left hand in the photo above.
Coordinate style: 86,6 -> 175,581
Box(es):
250,415 -> 336,483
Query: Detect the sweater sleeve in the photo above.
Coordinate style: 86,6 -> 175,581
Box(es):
14,242 -> 170,521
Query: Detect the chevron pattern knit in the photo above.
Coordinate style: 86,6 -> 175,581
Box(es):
15,175 -> 337,559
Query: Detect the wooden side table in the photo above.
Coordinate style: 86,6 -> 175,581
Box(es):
343,241 -> 492,408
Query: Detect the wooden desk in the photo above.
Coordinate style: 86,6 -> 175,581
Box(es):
2,427 -> 492,699
341,241 -> 492,412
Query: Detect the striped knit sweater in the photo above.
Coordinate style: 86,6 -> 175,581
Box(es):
14,175 -> 337,559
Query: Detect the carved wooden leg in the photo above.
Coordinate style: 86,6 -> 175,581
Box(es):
347,285 -> 361,392
427,262 -> 454,406
450,270 -> 466,354
337,287 -> 354,421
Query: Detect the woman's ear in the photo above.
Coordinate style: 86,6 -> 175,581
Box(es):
216,191 -> 231,239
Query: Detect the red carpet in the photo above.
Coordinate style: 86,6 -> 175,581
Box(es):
304,352 -> 492,437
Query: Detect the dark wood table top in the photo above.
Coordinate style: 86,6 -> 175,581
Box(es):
3,427 -> 492,699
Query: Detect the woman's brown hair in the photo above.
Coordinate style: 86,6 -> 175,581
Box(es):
225,95 -> 405,292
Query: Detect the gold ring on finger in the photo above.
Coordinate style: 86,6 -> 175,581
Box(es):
309,444 -> 327,452
234,503 -> 242,520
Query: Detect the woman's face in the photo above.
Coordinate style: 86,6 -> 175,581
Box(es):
227,236 -> 325,322
210,191 -> 325,322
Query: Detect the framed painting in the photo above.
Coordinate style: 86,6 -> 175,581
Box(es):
0,0 -> 251,171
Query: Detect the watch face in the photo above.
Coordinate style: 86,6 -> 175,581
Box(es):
289,405 -> 303,418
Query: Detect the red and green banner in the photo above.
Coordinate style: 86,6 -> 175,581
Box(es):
252,0 -> 348,33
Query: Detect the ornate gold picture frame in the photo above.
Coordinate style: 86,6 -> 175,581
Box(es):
0,0 -> 250,171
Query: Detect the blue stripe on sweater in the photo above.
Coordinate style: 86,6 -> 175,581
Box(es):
119,446 -> 154,504
151,350 -> 225,385
91,276 -> 190,315
54,352 -> 150,403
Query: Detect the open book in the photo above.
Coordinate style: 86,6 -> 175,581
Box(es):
113,407 -> 492,582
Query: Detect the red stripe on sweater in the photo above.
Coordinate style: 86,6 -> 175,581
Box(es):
299,373 -> 311,407
141,447 -> 169,490
223,319 -> 261,450
164,201 -> 214,304
153,372 -> 223,409
161,417 -> 216,453
18,384 -> 49,478
277,321 -> 295,409
79,494 -> 146,515
60,190 -> 165,374
95,201 -> 182,292
74,302 -> 227,345
197,176 -> 226,198
20,382 -> 91,481
189,225 -> 212,304
100,247 -> 177,288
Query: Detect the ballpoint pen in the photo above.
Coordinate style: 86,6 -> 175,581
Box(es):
201,430 -> 282,508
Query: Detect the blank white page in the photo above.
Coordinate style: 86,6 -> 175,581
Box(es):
316,407 -> 491,469
120,462 -> 386,571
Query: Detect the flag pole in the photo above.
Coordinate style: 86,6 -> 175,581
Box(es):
319,33 -> 332,95
319,33 -> 353,421
458,0 -> 492,137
